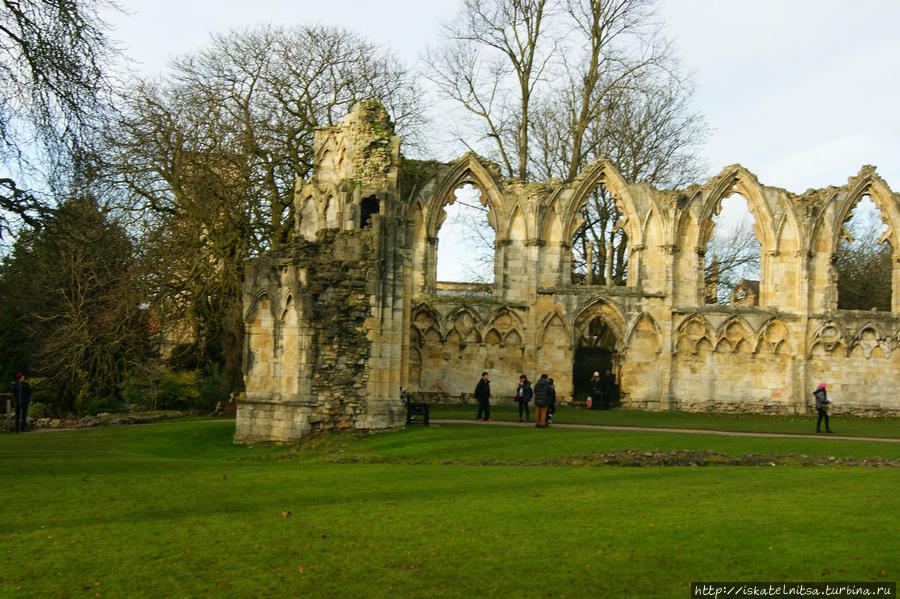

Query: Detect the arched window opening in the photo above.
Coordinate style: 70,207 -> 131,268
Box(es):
436,184 -> 495,283
573,317 -> 620,404
572,183 -> 627,285
836,195 -> 891,311
704,194 -> 761,305
360,195 -> 379,229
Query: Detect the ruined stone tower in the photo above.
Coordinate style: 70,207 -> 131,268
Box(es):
235,102 -> 408,442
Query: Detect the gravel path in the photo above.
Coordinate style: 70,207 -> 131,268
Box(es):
432,419 -> 900,443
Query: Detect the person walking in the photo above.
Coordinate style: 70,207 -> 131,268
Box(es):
515,374 -> 532,422
813,382 -> 833,433
12,373 -> 31,434
547,378 -> 557,425
474,372 -> 491,422
533,374 -> 551,428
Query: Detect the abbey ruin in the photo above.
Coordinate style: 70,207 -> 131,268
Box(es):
235,101 -> 900,443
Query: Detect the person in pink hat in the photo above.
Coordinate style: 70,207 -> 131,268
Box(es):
812,382 -> 832,433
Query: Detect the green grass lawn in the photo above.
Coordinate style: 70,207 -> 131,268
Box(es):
431,404 -> 900,439
1,420 -> 897,598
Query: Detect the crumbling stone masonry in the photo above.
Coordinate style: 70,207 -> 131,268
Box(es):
235,101 -> 900,443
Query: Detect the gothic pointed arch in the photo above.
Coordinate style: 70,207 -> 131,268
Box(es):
672,190 -> 703,247
641,201 -> 666,247
573,297 -> 626,343
624,312 -> 662,348
848,323 -> 889,359
563,157 -> 641,245
278,289 -> 296,321
773,211 -> 801,254
245,290 -> 274,324
539,310 -> 571,345
696,165 -> 775,250
640,202 -> 667,293
673,313 -> 714,354
408,201 -> 428,292
505,202 -> 529,241
446,307 -> 483,343
411,303 -> 441,332
423,153 -> 505,239
754,318 -> 793,355
807,321 -> 850,357
484,328 -> 503,345
828,166 -> 900,258
537,199 -> 566,287
714,316 -> 754,353
486,306 -> 525,332
540,199 -> 564,242
244,291 -> 276,393
297,193 -> 319,241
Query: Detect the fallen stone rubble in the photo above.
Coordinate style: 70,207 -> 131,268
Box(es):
33,412 -> 187,429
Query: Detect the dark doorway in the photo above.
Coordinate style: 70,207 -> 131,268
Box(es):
573,317 -> 619,403
360,195 -> 380,228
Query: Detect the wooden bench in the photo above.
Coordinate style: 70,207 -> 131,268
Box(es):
401,389 -> 429,427
405,400 -> 429,426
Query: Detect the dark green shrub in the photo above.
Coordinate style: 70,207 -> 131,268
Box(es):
87,395 -> 125,416
28,402 -> 50,419
197,368 -> 230,412
121,369 -> 202,411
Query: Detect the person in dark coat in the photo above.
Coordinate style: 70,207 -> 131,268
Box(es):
515,374 -> 532,422
533,374 -> 551,428
546,378 -> 557,425
601,369 -> 616,410
813,382 -> 832,433
474,372 -> 491,422
12,373 -> 31,434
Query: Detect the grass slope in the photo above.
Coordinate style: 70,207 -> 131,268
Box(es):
0,420 -> 897,598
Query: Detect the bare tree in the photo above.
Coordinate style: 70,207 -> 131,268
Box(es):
704,214 -> 761,304
428,0 -> 707,284
101,25 -> 425,387
425,0 -> 555,181
836,200 -> 892,311
0,0 -> 118,238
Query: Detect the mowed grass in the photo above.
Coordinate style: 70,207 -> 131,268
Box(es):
431,404 -> 900,439
0,420 -> 897,598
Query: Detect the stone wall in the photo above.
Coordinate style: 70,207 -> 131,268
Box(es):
237,102 -> 900,443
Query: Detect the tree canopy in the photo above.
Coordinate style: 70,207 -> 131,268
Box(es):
0,0 -> 118,239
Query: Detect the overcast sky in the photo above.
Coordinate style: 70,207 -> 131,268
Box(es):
107,0 -> 900,195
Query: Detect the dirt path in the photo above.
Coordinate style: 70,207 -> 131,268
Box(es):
431,419 -> 900,443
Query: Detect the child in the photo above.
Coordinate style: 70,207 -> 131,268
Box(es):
546,378 -> 557,425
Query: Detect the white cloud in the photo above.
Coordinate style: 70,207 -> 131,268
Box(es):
108,0 -> 900,193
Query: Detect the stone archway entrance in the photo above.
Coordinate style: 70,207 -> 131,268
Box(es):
573,316 -> 619,402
